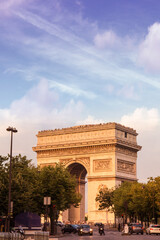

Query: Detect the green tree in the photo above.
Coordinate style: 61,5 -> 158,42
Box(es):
95,186 -> 113,210
96,180 -> 160,225
113,182 -> 133,222
154,176 -> 160,213
0,156 -> 9,217
37,164 -> 81,234
128,182 -> 147,222
0,155 -> 38,218
11,155 -> 39,215
145,178 -> 159,223
96,182 -> 146,223
0,155 -> 81,234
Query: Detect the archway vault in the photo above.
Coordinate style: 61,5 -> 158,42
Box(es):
66,162 -> 87,222
67,162 -> 87,181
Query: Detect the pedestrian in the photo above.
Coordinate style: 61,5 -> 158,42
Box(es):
118,223 -> 121,232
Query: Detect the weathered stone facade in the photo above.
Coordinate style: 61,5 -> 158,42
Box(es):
33,122 -> 141,223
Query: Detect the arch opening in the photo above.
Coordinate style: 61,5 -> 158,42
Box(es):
63,163 -> 87,223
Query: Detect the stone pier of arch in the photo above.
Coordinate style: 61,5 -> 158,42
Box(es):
33,122 -> 141,224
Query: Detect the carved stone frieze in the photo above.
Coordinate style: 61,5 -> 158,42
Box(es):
60,157 -> 90,172
116,146 -> 137,157
76,157 -> 90,169
93,159 -> 112,172
59,158 -> 73,166
117,159 -> 136,175
37,144 -> 116,158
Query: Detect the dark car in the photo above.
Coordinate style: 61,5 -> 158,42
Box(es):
128,223 -> 143,235
61,224 -> 79,234
94,222 -> 102,226
78,224 -> 93,236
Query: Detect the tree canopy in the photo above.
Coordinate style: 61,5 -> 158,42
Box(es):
0,155 -> 81,228
0,155 -> 39,217
96,179 -> 160,224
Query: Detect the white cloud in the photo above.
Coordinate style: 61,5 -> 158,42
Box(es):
0,79 -> 85,164
120,107 -> 159,132
94,30 -> 135,51
138,22 -> 160,73
120,108 -> 160,182
94,30 -> 120,49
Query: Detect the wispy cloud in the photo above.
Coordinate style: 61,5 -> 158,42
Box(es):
1,0 -> 160,105
11,8 -> 160,91
48,80 -> 96,99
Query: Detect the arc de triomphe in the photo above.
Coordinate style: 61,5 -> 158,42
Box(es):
33,122 -> 141,224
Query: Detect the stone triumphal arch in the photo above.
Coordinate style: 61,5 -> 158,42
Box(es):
33,122 -> 141,224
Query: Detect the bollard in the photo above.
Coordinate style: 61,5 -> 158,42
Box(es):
0,233 -> 5,240
0,232 -> 22,240
0,232 -> 11,240
35,231 -> 49,240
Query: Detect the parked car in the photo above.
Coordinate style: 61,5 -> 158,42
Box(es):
61,224 -> 79,234
146,224 -> 160,235
78,224 -> 93,236
128,223 -> 143,235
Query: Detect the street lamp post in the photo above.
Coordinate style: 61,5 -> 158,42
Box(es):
6,126 -> 18,232
43,197 -> 51,231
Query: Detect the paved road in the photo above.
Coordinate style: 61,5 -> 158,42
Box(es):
53,230 -> 160,240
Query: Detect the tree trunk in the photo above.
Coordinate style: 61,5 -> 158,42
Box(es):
50,217 -> 57,235
50,207 -> 57,235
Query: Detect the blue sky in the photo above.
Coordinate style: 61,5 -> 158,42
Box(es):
0,0 -> 160,182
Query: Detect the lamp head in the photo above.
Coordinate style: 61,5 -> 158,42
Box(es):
6,127 -> 18,133
12,128 -> 18,133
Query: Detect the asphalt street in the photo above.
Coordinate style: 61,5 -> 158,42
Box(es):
50,230 -> 160,240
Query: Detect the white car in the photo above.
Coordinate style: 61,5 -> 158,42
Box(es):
146,224 -> 160,235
